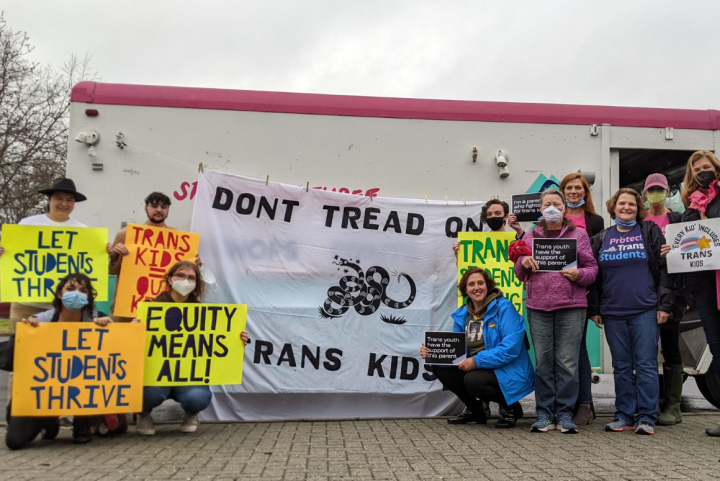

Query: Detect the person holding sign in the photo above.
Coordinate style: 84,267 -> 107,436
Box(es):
0,178 -> 102,327
452,199 -> 524,258
642,173 -> 686,427
670,151 -> 720,436
514,189 -> 598,434
420,268 -> 534,429
588,188 -> 678,436
107,192 -> 204,321
134,261 -> 248,436
5,273 -> 113,449
559,173 -> 605,427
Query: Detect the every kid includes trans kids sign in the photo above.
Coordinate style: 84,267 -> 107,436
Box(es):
0,225 -> 108,302
138,302 -> 247,386
114,224 -> 200,317
665,218 -> 720,273
12,323 -> 145,416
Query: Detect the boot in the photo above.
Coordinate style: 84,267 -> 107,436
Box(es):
448,405 -> 487,425
572,404 -> 594,426
495,402 -> 523,429
657,364 -> 683,426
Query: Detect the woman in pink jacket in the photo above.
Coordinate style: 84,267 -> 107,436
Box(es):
514,189 -> 598,434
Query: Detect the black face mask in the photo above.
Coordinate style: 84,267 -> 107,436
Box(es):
486,217 -> 506,231
697,171 -> 717,189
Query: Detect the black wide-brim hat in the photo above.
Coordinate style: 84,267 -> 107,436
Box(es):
37,178 -> 87,202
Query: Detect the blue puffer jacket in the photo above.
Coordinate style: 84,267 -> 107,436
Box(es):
451,296 -> 535,406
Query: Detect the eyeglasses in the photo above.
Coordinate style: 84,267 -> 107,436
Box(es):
172,273 -> 197,282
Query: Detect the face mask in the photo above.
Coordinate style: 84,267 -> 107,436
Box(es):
542,206 -> 564,224
566,199 -> 585,209
697,171 -> 716,189
171,279 -> 196,296
62,291 -> 89,311
615,217 -> 637,229
485,217 -> 506,231
646,191 -> 666,205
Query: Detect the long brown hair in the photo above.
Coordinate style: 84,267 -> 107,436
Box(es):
560,173 -> 598,215
165,261 -> 205,302
606,188 -> 647,221
680,150 -> 720,207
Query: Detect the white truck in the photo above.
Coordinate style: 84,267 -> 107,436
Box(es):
67,81 -> 720,406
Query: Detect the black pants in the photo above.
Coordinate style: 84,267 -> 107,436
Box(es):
5,402 -> 93,450
431,365 -> 509,410
660,319 -> 682,366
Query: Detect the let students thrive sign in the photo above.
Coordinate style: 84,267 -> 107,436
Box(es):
114,224 -> 200,317
666,218 -> 720,273
11,323 -> 145,416
0,225 -> 109,302
137,302 -> 247,386
456,232 -> 523,311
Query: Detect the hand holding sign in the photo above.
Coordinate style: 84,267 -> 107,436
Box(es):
0,225 -> 109,302
138,302 -> 247,386
12,323 -> 145,416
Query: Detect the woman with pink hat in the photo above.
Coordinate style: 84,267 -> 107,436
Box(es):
643,173 -> 685,426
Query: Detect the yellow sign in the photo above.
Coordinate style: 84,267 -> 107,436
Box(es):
114,224 -> 200,317
0,225 -> 108,302
137,302 -> 247,386
12,322 -> 146,416
457,232 -> 523,312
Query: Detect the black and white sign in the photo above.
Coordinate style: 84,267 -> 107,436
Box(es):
424,332 -> 466,365
512,193 -> 543,222
532,238 -> 578,272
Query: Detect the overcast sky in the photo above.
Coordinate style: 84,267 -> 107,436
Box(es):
4,1 -> 719,110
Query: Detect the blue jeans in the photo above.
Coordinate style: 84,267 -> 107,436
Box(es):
527,307 -> 586,420
142,386 -> 213,415
578,319 -> 593,405
604,309 -> 660,425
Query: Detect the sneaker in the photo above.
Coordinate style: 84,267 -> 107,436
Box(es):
531,417 -> 556,432
136,413 -> 155,436
706,425 -> 720,437
605,418 -> 634,432
447,406 -> 487,425
556,417 -> 578,434
180,414 -> 199,433
635,422 -> 655,435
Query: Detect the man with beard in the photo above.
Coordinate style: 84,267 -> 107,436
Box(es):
109,192 -> 195,320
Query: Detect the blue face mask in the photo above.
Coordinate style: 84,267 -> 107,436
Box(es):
615,217 -> 637,229
566,199 -> 585,209
62,291 -> 89,311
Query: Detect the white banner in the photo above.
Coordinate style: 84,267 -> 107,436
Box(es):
666,218 -> 720,274
191,171 -> 486,420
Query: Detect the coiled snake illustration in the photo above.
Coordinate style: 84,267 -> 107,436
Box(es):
318,256 -> 416,321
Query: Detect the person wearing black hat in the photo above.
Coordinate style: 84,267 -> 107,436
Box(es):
0,178 -> 90,325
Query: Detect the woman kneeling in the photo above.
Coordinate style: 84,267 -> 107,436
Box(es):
135,261 -> 248,435
421,268 -> 534,429
5,273 -> 112,449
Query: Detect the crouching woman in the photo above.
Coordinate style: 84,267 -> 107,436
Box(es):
135,261 -> 248,435
5,273 -> 112,449
421,268 -> 534,429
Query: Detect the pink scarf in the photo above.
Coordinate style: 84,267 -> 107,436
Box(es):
689,182 -> 720,308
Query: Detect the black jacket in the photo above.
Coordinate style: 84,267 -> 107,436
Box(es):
588,220 -> 680,319
584,212 -> 605,238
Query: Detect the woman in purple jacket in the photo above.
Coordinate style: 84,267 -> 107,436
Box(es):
514,189 -> 598,434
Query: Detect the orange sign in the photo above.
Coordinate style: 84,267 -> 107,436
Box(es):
114,224 -> 200,317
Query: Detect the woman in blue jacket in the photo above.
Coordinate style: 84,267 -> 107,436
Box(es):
421,268 -> 535,429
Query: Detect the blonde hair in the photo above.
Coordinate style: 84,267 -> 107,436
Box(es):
606,188 -> 647,221
680,150 -> 720,207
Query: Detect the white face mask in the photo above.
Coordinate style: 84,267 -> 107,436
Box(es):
171,279 -> 196,296
542,205 -> 564,224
